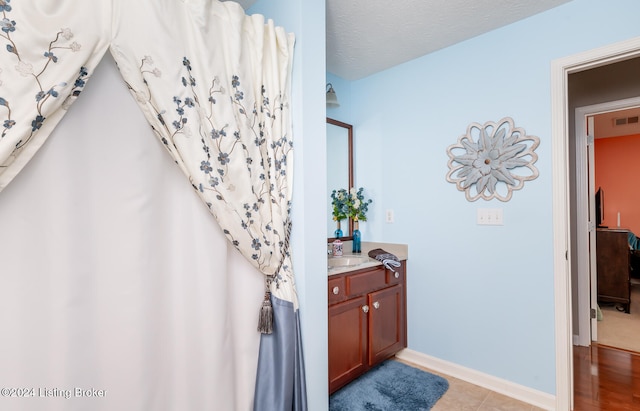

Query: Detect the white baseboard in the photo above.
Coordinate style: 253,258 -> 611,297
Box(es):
395,348 -> 556,411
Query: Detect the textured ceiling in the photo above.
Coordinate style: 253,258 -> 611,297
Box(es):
230,0 -> 572,81
326,0 -> 571,80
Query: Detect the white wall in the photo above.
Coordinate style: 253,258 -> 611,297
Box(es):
341,0 -> 640,395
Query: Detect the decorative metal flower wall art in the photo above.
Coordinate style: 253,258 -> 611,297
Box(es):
446,117 -> 540,202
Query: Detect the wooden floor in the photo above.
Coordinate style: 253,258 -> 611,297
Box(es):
573,344 -> 640,410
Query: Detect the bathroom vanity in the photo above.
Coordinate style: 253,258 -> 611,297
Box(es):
327,242 -> 408,394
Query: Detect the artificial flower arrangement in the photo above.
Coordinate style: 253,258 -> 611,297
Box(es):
330,188 -> 349,223
331,187 -> 372,222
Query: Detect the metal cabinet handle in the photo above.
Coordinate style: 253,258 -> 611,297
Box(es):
362,305 -> 369,313
394,272 -> 399,278
373,301 -> 380,309
332,286 -> 340,295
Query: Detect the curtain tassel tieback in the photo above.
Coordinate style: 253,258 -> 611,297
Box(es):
257,291 -> 273,334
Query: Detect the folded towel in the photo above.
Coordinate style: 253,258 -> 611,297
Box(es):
368,248 -> 401,271
629,231 -> 640,250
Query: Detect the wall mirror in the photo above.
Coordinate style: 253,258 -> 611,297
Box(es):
326,118 -> 354,242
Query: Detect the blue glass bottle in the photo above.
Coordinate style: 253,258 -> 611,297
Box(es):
334,220 -> 343,238
352,220 -> 361,253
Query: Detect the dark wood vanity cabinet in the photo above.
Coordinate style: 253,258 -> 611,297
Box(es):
596,228 -> 631,313
328,294 -> 368,392
328,261 -> 407,394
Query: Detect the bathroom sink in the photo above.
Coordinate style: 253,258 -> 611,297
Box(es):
328,255 -> 370,269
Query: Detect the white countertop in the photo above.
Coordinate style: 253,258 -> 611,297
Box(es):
327,241 -> 408,276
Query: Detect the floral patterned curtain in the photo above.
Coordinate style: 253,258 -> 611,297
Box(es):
112,0 -> 298,307
0,0 -> 304,409
0,0 -> 110,190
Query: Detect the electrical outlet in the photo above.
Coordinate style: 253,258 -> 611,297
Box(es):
385,209 -> 394,223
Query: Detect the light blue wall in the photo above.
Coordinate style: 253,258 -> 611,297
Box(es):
344,0 -> 640,395
326,73 -> 384,241
252,0 -> 640,404
249,1 -> 328,410
326,73 -> 353,123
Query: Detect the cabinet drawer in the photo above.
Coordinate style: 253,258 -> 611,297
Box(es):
328,276 -> 347,304
347,268 -> 386,297
386,262 -> 405,285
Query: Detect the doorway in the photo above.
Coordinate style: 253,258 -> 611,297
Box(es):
551,38 -> 640,411
575,100 -> 640,349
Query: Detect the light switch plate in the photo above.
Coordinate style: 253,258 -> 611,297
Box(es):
477,208 -> 504,225
385,209 -> 394,223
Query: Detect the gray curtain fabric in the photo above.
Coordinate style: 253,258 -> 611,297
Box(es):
254,295 -> 308,411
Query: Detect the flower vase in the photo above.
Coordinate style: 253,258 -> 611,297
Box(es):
352,220 -> 361,253
334,220 -> 343,238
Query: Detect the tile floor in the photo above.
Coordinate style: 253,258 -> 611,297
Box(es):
396,359 -> 547,411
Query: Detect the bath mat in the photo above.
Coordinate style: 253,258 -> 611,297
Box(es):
329,360 -> 449,411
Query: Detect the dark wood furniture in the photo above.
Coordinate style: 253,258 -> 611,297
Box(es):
596,228 -> 631,313
328,261 -> 407,394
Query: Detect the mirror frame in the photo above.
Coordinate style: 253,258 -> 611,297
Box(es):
327,117 -> 354,243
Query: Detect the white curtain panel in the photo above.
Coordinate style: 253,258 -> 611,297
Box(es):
0,1 -> 303,409
0,0 -> 296,302
0,53 -> 264,411
111,0 -> 297,301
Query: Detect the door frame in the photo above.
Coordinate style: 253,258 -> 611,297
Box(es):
551,36 -> 640,411
575,97 -> 640,348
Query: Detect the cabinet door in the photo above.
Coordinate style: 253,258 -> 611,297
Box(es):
328,295 -> 368,394
368,284 -> 404,365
